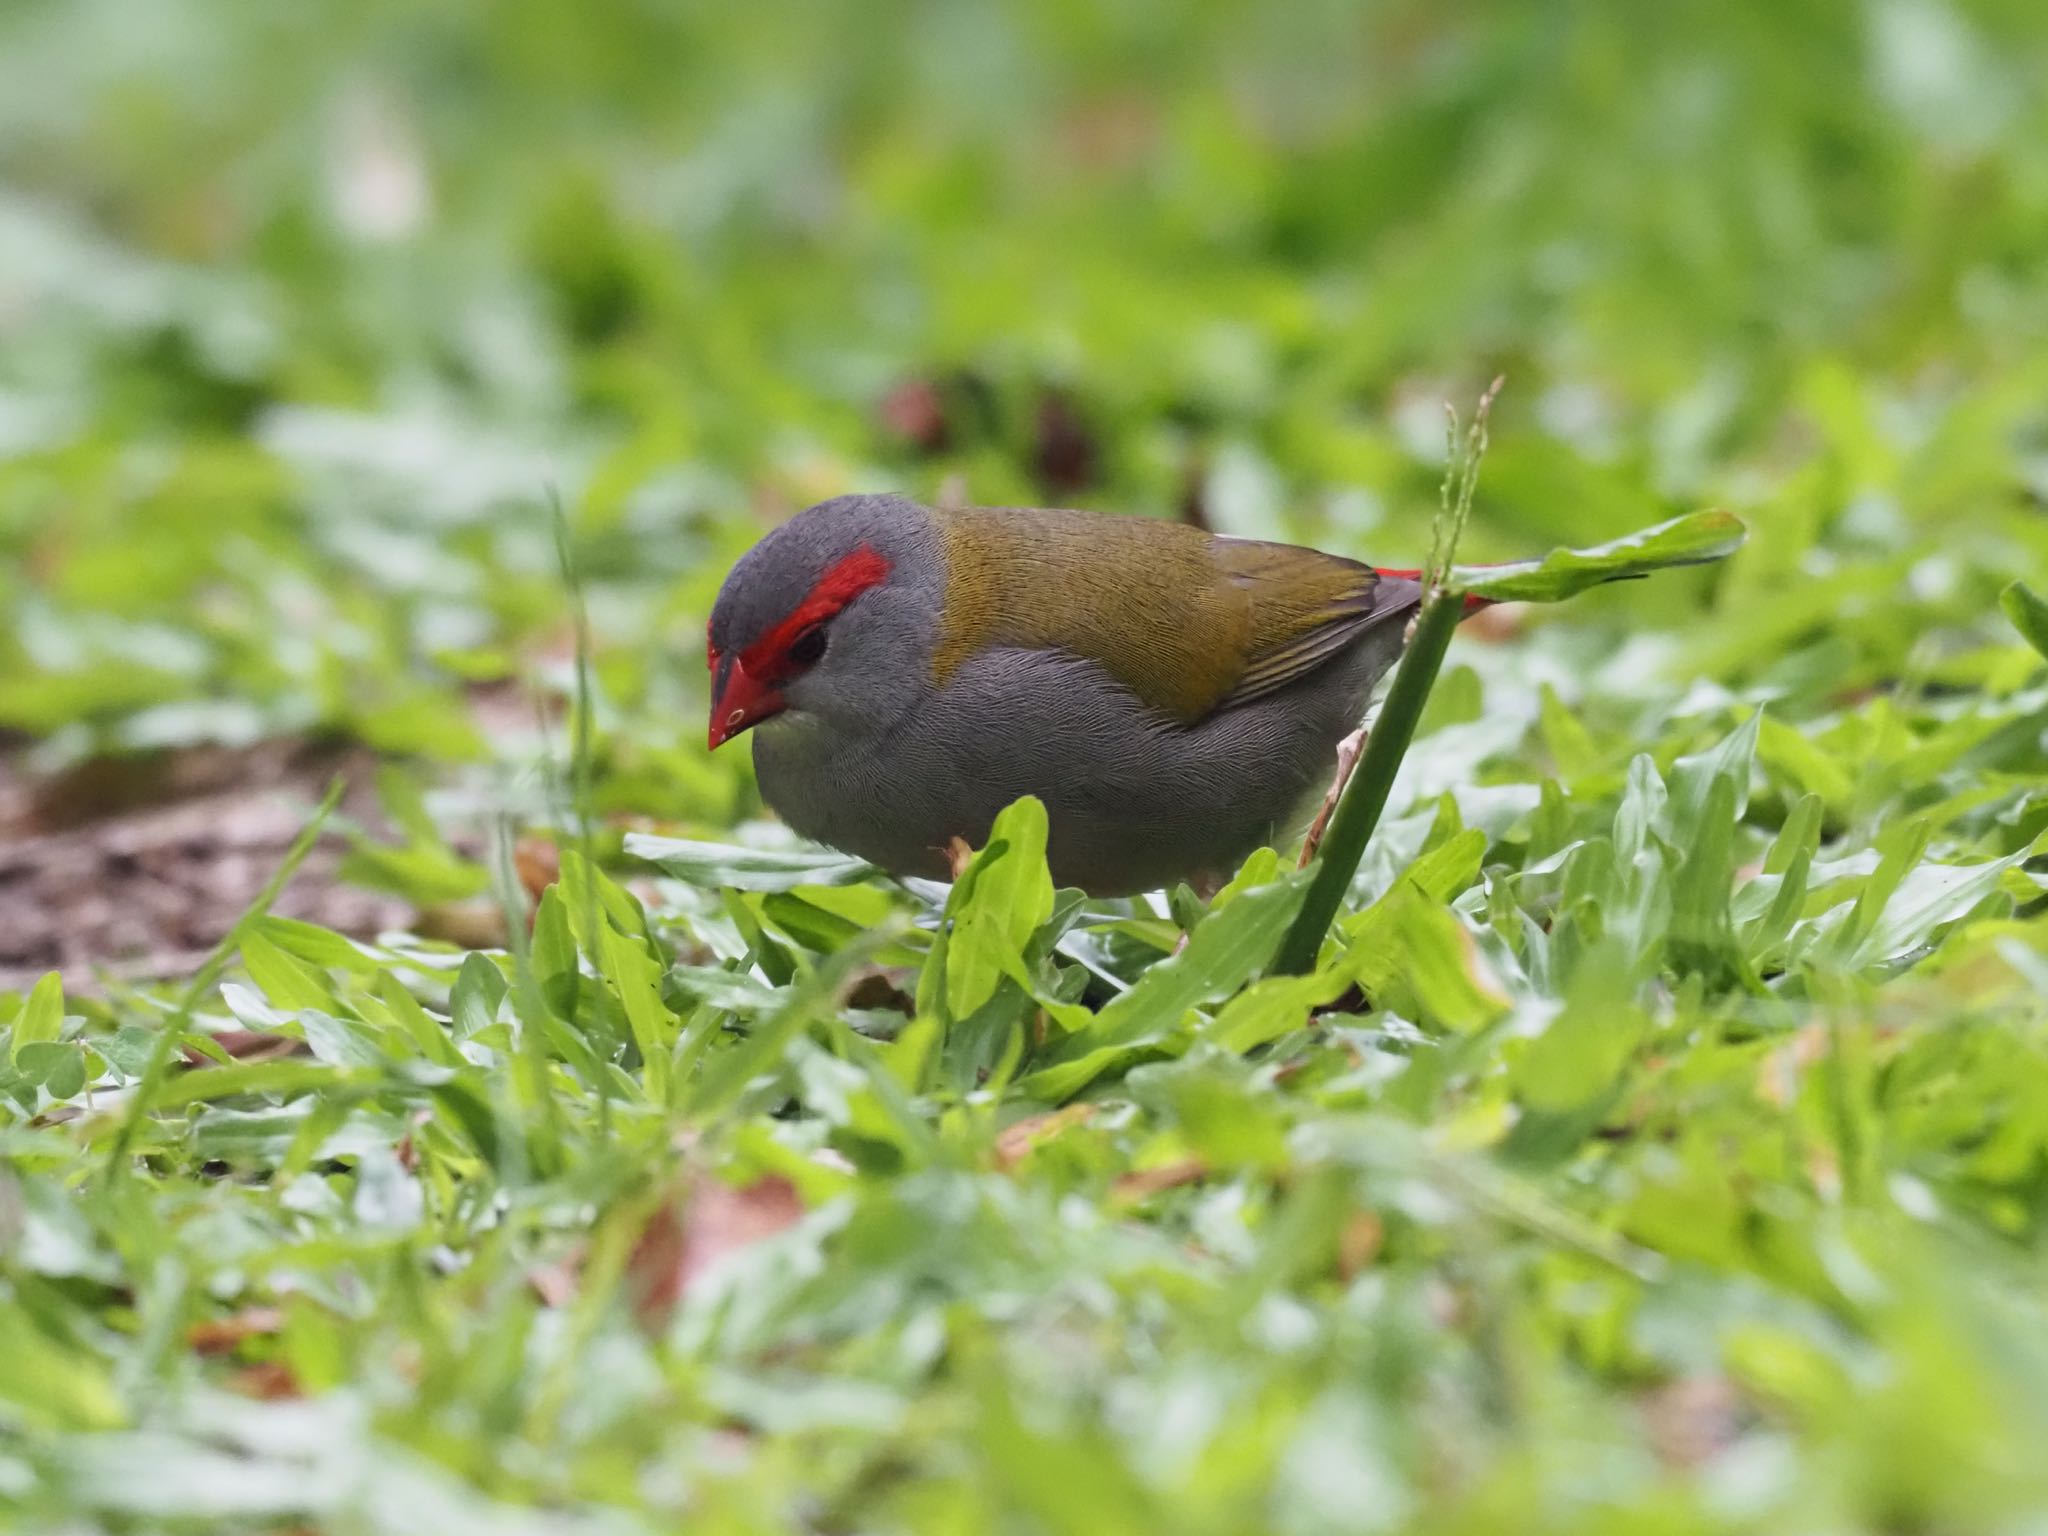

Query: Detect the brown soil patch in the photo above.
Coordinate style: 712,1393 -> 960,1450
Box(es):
0,739 -> 411,992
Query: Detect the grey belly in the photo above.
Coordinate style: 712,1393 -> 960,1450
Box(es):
753,637 -> 1399,896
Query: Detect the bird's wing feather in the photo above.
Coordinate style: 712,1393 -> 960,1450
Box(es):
1207,537 -> 1414,710
932,508 -> 1250,722
932,508 -> 1414,725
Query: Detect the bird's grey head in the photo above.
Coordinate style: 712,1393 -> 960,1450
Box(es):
706,493 -> 942,750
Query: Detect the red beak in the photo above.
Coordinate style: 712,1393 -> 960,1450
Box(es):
707,655 -> 787,750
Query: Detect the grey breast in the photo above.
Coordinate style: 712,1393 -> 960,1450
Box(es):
758,621 -> 1403,895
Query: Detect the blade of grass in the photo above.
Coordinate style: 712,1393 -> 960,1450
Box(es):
1451,511 -> 1747,603
1272,593 -> 1465,975
98,776 -> 346,1185
1272,382 -> 1500,975
2002,580 -> 2048,661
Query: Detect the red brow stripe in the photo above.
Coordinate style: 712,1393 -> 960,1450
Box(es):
739,544 -> 893,677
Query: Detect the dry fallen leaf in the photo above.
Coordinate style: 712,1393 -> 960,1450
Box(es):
182,1031 -> 308,1067
1109,1158 -> 1208,1207
188,1306 -> 286,1355
514,837 -> 561,904
844,967 -> 917,1015
994,1104 -> 1097,1171
1642,1376 -> 1745,1470
628,1174 -> 806,1330
227,1360 -> 302,1400
527,1246 -> 586,1309
1337,1209 -> 1384,1280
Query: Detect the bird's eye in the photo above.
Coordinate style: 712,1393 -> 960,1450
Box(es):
785,625 -> 828,668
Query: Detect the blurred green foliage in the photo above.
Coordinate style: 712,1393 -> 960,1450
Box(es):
3,0 -> 2048,1531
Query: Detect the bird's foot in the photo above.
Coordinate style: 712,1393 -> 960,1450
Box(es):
1298,727 -> 1368,868
945,836 -> 974,881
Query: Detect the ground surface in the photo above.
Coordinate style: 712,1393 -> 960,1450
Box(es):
3,3 -> 2048,1533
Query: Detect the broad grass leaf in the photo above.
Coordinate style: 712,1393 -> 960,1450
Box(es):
1205,972 -> 1349,1054
943,797 -> 1055,1021
627,833 -> 876,891
450,951 -> 507,1038
15,1040 -> 86,1099
1668,774 -> 1752,986
1758,714 -> 1854,810
1338,828 -> 1499,1031
255,918 -> 382,975
2002,580 -> 2048,660
1402,826 -> 1489,902
1538,684 -> 1600,781
687,926 -> 894,1118
1738,792 -> 1823,967
0,1305 -> 124,1431
10,972 -> 64,1064
1615,755 -> 1667,866
239,932 -> 337,1014
530,884 -> 578,987
297,1010 -> 386,1068
1337,815 -> 1492,959
1669,709 -> 1759,835
761,890 -> 873,953
1511,948 -> 1647,1114
1849,848 -> 2037,972
1451,511 -> 1746,603
666,964 -> 786,1014
1019,871 -> 1310,1100
1348,883 -> 1509,1032
559,849 -> 655,951
149,1060 -> 374,1110
601,923 -> 677,1102
374,972 -> 466,1068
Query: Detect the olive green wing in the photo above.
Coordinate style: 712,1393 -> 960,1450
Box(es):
933,507 -> 1257,723
931,507 -> 1415,725
1207,537 -> 1417,710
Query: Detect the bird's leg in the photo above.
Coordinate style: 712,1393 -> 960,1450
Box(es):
1298,726 -> 1367,868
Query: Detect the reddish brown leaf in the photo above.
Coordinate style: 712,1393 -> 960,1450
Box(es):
1460,602 -> 1525,644
994,1105 -> 1096,1171
514,837 -> 561,904
181,1032 -> 307,1067
527,1246 -> 586,1309
413,900 -> 510,950
1110,1158 -> 1208,1206
1337,1210 -> 1384,1280
629,1174 -> 806,1330
844,968 -> 917,1016
1642,1376 -> 1744,1470
227,1360 -> 302,1400
188,1306 -> 286,1356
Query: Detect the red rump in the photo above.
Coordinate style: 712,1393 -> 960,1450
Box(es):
737,544 -> 893,678
1372,567 -> 1496,616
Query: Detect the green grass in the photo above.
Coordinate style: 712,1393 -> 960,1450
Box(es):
4,1 -> 2048,1530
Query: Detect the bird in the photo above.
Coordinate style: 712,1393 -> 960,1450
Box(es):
706,492 -> 1463,896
